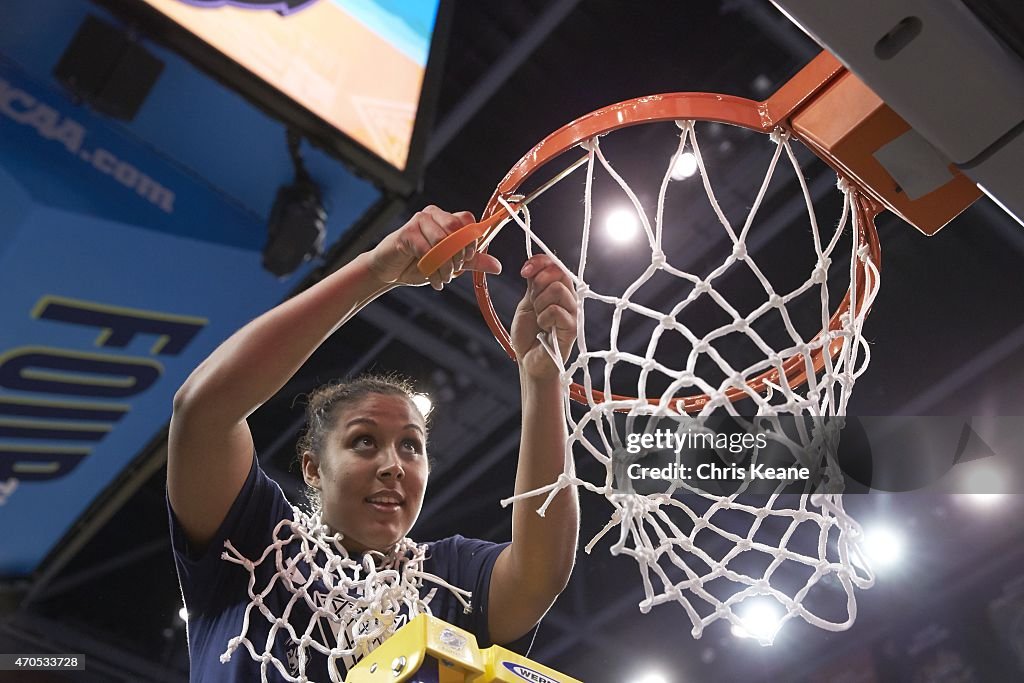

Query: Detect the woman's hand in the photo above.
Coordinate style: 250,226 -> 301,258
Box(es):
512,255 -> 577,380
367,206 -> 502,290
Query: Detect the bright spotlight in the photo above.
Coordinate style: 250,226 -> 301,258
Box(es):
630,673 -> 669,683
961,492 -> 1008,507
178,607 -> 189,623
959,461 -> 1008,497
411,393 -> 433,417
606,208 -> 639,242
731,599 -> 782,640
670,151 -> 698,180
862,525 -> 905,568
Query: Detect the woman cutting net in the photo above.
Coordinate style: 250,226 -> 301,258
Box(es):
166,206 -> 579,682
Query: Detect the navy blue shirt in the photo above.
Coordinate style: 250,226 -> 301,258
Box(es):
168,455 -> 509,682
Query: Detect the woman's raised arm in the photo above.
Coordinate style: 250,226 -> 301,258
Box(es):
488,255 -> 580,644
167,207 -> 500,551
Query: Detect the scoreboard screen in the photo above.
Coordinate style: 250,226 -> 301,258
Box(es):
137,0 -> 448,192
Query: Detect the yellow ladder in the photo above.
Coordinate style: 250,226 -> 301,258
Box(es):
346,614 -> 582,683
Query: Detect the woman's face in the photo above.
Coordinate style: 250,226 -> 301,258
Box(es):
302,393 -> 428,553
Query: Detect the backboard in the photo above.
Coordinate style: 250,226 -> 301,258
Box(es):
771,0 -> 1024,227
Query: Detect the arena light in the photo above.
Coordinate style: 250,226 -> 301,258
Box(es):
606,208 -> 640,242
670,151 -> 698,180
731,599 -> 782,640
411,393 -> 433,417
862,524 -> 905,568
958,460 -> 1009,506
629,672 -> 669,683
962,492 -> 1008,507
178,606 -> 188,623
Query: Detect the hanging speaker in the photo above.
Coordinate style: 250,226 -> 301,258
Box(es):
53,14 -> 164,121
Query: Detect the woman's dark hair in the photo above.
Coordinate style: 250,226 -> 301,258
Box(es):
295,373 -> 427,512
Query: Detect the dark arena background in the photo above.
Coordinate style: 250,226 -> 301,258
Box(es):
2,1 -> 1024,681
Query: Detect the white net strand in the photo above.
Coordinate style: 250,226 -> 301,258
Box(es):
219,506 -> 472,683
497,120 -> 880,644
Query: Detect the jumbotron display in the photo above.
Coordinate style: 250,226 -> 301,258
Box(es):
143,0 -> 442,172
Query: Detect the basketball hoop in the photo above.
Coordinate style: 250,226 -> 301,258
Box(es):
416,52 -> 977,643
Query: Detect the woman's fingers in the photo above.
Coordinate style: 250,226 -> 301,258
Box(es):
532,280 -> 575,317
532,284 -> 576,339
523,255 -> 577,334
464,251 -> 502,274
452,210 -> 477,227
394,206 -> 503,287
374,206 -> 487,288
536,305 -> 575,338
418,207 -> 483,287
415,208 -> 452,249
405,213 -> 447,289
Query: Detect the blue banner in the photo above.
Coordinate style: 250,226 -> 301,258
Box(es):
0,60 -> 265,248
0,60 -> 338,577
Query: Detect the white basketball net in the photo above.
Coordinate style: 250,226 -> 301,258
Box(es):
220,507 -> 471,682
499,121 -> 880,644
